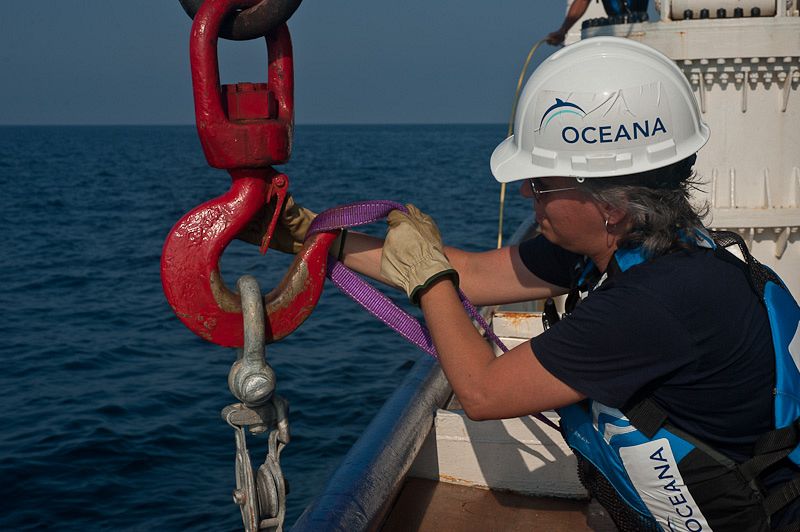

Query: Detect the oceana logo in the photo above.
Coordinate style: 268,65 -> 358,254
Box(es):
561,118 -> 667,145
539,98 -> 587,130
539,98 -> 668,145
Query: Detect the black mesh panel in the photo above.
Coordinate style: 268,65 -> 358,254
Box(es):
710,230 -> 785,295
576,454 -> 662,532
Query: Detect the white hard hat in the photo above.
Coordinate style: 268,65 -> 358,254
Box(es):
490,37 -> 710,182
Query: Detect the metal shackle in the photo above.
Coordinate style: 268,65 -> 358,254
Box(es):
228,275 -> 276,406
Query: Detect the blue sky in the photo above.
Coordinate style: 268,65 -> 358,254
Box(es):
0,1 -> 565,125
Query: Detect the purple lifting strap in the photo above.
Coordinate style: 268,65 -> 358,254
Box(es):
307,201 -> 507,357
307,201 -> 559,431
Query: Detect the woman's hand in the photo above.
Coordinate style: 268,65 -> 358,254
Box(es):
380,204 -> 458,304
237,193 -> 317,254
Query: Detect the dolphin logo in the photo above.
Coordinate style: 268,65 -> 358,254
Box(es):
539,98 -> 586,130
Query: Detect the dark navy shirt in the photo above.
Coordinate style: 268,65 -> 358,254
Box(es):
519,235 -> 774,455
519,235 -> 800,527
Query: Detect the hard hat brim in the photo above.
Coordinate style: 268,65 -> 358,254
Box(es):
490,134 -> 529,184
490,127 -> 710,184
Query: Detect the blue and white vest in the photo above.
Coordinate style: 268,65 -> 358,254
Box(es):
553,231 -> 800,531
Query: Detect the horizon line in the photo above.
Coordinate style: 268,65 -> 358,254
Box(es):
0,122 -> 506,128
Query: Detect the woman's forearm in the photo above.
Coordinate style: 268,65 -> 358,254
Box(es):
338,232 -> 477,295
338,231 -> 393,285
419,277 -> 498,417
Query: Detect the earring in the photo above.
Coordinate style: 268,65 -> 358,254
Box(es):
604,218 -> 610,231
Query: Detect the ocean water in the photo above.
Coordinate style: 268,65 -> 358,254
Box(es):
0,125 -> 533,530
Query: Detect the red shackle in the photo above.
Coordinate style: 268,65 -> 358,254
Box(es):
190,0 -> 294,168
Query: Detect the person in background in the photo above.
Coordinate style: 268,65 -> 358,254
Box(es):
245,38 -> 800,531
547,0 -> 650,46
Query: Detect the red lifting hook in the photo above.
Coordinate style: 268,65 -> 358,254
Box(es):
161,0 -> 336,348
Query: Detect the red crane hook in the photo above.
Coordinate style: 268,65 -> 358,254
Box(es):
161,0 -> 335,348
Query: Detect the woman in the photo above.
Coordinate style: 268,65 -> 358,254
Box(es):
247,38 -> 799,530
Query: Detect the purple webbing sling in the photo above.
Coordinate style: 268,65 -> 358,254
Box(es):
307,201 -> 507,357
307,201 -> 558,430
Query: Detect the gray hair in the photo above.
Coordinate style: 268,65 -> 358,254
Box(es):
579,155 -> 708,257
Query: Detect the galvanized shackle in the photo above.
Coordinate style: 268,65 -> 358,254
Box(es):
229,275 -> 276,406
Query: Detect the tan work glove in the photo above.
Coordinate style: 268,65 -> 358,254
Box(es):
237,193 -> 317,254
381,204 -> 459,305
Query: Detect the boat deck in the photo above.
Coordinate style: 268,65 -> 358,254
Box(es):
382,477 -> 617,531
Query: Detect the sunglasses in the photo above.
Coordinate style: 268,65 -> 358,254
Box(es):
528,178 -> 576,199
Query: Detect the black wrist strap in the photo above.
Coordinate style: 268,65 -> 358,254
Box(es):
337,229 -> 348,262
